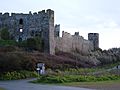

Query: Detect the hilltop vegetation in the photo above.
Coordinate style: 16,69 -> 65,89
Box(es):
0,47 -> 120,73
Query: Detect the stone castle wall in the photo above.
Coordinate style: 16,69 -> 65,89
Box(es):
55,31 -> 93,54
0,9 -> 95,55
0,9 -> 55,55
54,24 -> 60,37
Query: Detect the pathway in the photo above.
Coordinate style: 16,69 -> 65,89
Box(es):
0,78 -> 94,90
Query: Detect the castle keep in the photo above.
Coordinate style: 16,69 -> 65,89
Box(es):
0,9 -> 55,55
0,9 -> 98,55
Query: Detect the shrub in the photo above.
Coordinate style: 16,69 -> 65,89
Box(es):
0,53 -> 37,74
0,40 -> 17,46
0,71 -> 38,80
0,28 -> 10,40
25,37 -> 43,51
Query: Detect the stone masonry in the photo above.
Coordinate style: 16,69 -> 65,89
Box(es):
0,9 -> 97,55
0,9 -> 55,55
54,24 -> 60,37
88,33 -> 99,50
55,31 -> 94,54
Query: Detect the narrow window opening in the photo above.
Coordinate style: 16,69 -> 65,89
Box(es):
19,18 -> 23,25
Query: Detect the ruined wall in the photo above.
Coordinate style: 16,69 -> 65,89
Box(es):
0,9 -> 95,55
0,9 -> 55,55
88,33 -> 99,50
54,24 -> 60,37
55,31 -> 93,54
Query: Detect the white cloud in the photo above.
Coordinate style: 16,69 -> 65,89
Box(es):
85,16 -> 100,22
96,21 -> 118,28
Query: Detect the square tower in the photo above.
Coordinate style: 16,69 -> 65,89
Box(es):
88,33 -> 99,50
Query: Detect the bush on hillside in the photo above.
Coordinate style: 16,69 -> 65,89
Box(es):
0,40 -> 17,46
0,53 -> 37,74
0,46 -> 17,52
0,28 -> 10,40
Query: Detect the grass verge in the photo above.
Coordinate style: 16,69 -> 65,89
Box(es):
32,79 -> 120,90
0,87 -> 5,90
32,74 -> 120,84
61,79 -> 120,86
61,80 -> 120,89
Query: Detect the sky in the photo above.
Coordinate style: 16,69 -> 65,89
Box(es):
0,0 -> 120,50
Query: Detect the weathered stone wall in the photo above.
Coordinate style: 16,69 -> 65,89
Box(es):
0,9 -> 95,55
0,9 -> 55,55
55,31 -> 93,54
47,9 -> 55,55
88,33 -> 99,50
54,24 -> 60,37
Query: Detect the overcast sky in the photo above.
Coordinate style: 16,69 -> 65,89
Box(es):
0,0 -> 120,50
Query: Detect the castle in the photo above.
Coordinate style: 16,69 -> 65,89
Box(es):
0,9 -> 99,55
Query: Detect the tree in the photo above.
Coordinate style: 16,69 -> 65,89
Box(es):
26,37 -> 43,51
27,38 -> 36,50
0,28 -> 10,40
34,37 -> 43,51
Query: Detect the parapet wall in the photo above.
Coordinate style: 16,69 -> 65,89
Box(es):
0,9 -> 54,17
55,31 -> 93,54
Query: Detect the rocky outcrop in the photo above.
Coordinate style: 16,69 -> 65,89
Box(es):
90,48 -> 120,64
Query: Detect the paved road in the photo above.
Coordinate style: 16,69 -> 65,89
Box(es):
0,79 -> 94,90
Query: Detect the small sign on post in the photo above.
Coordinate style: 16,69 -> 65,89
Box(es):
36,63 -> 45,75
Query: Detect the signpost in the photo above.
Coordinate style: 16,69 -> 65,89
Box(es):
36,63 -> 45,75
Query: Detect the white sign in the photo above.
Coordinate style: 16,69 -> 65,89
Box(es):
36,68 -> 40,71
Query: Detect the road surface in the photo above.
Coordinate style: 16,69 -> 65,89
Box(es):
0,79 -> 94,90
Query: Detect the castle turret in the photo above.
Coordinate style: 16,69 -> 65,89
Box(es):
88,33 -> 99,50
43,9 -> 55,55
74,32 -> 79,36
54,24 -> 60,37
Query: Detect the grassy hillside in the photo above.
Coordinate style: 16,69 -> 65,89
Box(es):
1,46 -> 120,74
0,87 -> 5,90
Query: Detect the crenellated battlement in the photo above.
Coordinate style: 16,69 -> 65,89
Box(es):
0,9 -> 54,18
62,31 -> 71,38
